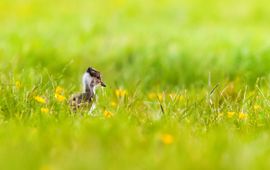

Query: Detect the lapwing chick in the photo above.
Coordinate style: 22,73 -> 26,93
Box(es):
69,67 -> 106,114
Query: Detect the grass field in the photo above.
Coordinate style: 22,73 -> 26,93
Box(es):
1,0 -> 270,169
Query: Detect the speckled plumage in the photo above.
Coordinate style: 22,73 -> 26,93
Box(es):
69,67 -> 105,113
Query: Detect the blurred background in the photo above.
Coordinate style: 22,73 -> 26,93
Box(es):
1,1 -> 270,170
1,0 -> 270,90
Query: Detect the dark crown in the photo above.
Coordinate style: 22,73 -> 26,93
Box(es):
86,67 -> 101,79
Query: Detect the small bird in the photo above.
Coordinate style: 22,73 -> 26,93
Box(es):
69,67 -> 106,114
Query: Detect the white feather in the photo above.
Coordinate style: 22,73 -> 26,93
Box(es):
82,72 -> 93,93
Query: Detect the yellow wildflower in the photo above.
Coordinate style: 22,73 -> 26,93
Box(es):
253,104 -> 262,111
110,101 -> 117,107
115,88 -> 128,97
227,112 -> 235,118
148,92 -> 163,101
41,107 -> 49,113
104,110 -> 113,118
34,96 -> 46,104
55,86 -> 64,94
160,133 -> 174,145
239,112 -> 248,120
55,93 -> 66,102
15,81 -> 22,89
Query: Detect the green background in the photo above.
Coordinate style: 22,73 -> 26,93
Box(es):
1,0 -> 270,169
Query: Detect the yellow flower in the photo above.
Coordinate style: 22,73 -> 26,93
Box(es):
227,112 -> 235,118
239,112 -> 248,120
160,133 -> 174,145
110,101 -> 117,107
55,94 -> 66,102
15,81 -> 22,89
34,96 -> 46,104
148,92 -> 163,101
104,110 -> 113,118
41,107 -> 49,113
253,104 -> 261,111
115,88 -> 128,97
55,86 -> 64,94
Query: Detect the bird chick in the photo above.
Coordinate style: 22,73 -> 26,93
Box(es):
69,67 -> 106,114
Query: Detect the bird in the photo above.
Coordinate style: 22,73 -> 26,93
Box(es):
69,67 -> 106,114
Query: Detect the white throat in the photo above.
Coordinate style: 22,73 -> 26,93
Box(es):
82,72 -> 96,94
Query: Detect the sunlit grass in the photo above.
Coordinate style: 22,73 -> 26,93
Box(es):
1,0 -> 270,170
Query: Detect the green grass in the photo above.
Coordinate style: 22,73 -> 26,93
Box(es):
1,0 -> 270,169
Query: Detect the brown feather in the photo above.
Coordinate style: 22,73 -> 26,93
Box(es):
69,92 -> 95,111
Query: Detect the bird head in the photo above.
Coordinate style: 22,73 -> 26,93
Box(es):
86,67 -> 106,88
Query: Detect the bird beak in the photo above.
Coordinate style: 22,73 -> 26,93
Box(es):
101,81 -> 106,87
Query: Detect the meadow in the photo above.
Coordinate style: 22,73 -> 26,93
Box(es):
1,0 -> 270,169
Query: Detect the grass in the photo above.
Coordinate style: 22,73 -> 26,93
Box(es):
1,0 -> 270,169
